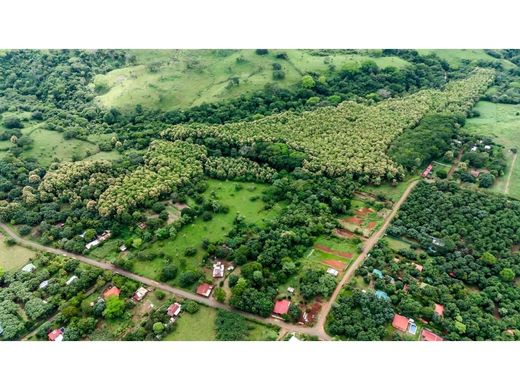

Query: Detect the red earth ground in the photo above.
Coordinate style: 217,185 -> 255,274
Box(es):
314,244 -> 353,259
322,259 -> 347,270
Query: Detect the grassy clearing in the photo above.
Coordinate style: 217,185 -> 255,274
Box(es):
21,128 -> 100,166
464,101 -> 520,199
247,322 -> 279,341
93,49 -> 409,111
93,179 -> 282,283
361,175 -> 419,203
0,233 -> 37,271
164,305 -> 217,341
417,49 -> 515,69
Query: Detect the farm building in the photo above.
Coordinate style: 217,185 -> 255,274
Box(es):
327,268 -> 339,277
272,299 -> 291,317
85,239 -> 100,250
133,286 -> 148,301
421,329 -> 444,341
103,286 -> 121,299
39,280 -> 49,289
21,263 -> 36,273
65,275 -> 78,285
434,303 -> 444,317
421,164 -> 433,178
167,303 -> 182,317
196,283 -> 213,297
375,290 -> 390,300
48,328 -> 64,342
119,245 -> 127,252
212,262 -> 225,278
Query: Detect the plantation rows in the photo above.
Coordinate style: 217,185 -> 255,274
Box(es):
162,68 -> 494,181
97,140 -> 207,216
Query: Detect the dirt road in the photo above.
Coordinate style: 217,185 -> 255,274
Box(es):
505,152 -> 518,195
0,179 -> 419,341
314,180 -> 419,335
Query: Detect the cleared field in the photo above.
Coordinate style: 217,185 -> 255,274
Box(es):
464,101 -> 520,199
96,179 -> 282,283
21,128 -> 101,166
0,234 -> 37,271
93,49 -> 409,111
361,175 -> 419,203
417,49 -> 515,69
163,305 -> 217,341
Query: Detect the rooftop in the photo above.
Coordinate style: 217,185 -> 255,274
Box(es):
196,283 -> 213,297
103,286 -> 121,299
392,314 -> 409,332
421,329 -> 444,341
273,299 -> 291,316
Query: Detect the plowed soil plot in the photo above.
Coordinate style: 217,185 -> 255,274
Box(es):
323,259 -> 347,270
314,244 -> 353,259
342,216 -> 363,225
333,228 -> 354,239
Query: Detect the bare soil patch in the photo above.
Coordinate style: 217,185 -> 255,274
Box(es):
323,259 -> 347,270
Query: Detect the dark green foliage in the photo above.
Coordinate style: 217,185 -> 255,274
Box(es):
388,114 -> 461,170
215,310 -> 249,340
299,268 -> 337,300
160,264 -> 178,282
327,289 -> 394,340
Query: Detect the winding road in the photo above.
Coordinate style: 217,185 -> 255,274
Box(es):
0,179 -> 418,341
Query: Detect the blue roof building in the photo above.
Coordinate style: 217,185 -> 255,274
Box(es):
372,269 -> 383,279
375,290 -> 390,300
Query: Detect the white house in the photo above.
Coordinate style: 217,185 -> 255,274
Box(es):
327,268 -> 339,277
39,280 -> 49,289
21,263 -> 36,273
212,262 -> 225,278
65,275 -> 78,285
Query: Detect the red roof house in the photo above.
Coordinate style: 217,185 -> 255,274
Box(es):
392,314 -> 409,332
167,303 -> 182,317
421,329 -> 444,341
434,303 -> 444,317
272,299 -> 291,316
103,286 -> 121,299
48,328 -> 63,342
421,164 -> 433,178
196,283 -> 213,297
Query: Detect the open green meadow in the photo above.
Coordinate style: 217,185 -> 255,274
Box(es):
417,49 -> 515,69
464,101 -> 520,199
92,179 -> 282,284
93,49 -> 409,111
0,234 -> 37,271
21,127 -> 103,166
163,305 -> 279,341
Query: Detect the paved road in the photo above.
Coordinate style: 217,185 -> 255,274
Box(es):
314,180 -> 419,336
0,222 -> 323,339
0,179 -> 418,341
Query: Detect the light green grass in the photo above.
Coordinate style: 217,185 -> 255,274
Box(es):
417,49 -> 515,69
361,175 -> 419,203
385,237 -> 412,251
164,305 -> 217,341
21,128 -> 100,166
464,101 -> 520,199
247,322 -> 279,341
0,234 -> 37,271
94,49 -> 409,111
113,179 -> 282,283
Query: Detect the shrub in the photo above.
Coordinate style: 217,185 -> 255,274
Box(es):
184,300 -> 200,314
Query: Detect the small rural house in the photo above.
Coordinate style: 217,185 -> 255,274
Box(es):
212,262 -> 225,278
48,328 -> 64,342
119,245 -> 127,252
372,269 -> 383,279
272,299 -> 291,317
327,268 -> 339,277
39,280 -> 49,289
421,329 -> 444,341
21,263 -> 36,273
103,286 -> 121,299
65,275 -> 78,285
196,283 -> 213,297
375,290 -> 389,300
412,262 -> 424,272
392,314 -> 417,335
167,303 -> 182,317
133,286 -> 148,301
421,163 -> 433,178
85,239 -> 100,250
287,287 -> 295,294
